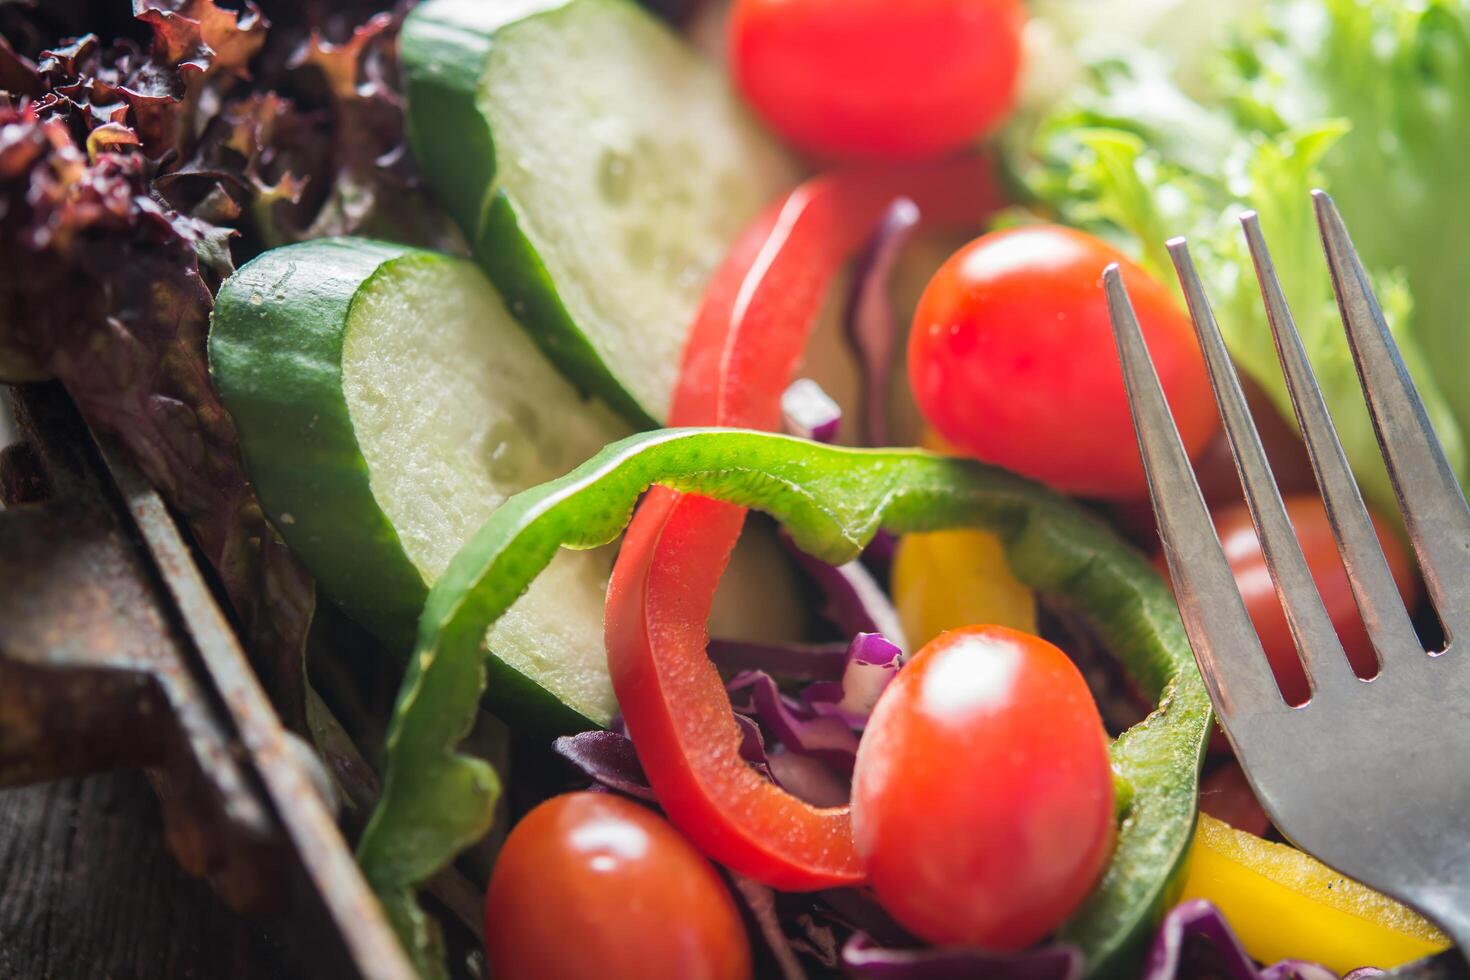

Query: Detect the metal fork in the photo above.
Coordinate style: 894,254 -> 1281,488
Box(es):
1107,191 -> 1470,958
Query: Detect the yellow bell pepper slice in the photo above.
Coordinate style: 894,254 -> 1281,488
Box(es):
891,527 -> 1038,648
1180,814 -> 1448,972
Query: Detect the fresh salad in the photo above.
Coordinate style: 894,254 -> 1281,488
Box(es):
1,0 -> 1465,978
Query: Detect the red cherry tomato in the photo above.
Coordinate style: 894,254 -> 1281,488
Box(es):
1196,494 -> 1420,706
851,625 -> 1114,950
729,0 -> 1024,161
484,793 -> 752,980
1192,376 -> 1318,509
1199,761 -> 1271,838
908,225 -> 1217,500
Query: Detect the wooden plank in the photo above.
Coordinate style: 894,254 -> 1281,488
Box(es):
0,772 -> 288,979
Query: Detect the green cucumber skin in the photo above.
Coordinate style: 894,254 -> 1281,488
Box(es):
209,238 -> 428,649
398,0 -> 572,235
401,0 -> 701,428
397,11 -> 498,235
400,0 -> 655,427
210,238 -> 602,733
476,191 -> 658,427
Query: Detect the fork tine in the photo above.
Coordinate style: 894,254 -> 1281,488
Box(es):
1314,190 -> 1470,641
1168,239 -> 1357,699
1240,212 -> 1422,669
1105,265 -> 1287,718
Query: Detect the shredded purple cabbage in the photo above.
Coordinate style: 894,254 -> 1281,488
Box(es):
551,730 -> 657,802
559,632 -> 898,806
818,889 -> 916,948
801,633 -> 903,727
782,531 -> 909,653
556,713 -> 784,799
843,197 -> 920,448
841,932 -> 1083,980
783,377 -> 844,444
728,671 -> 862,773
725,631 -> 902,774
707,638 -> 850,681
733,712 -> 777,781
730,872 -> 811,980
765,749 -> 850,807
860,528 -> 899,584
554,721 -> 770,794
1144,900 -> 1352,980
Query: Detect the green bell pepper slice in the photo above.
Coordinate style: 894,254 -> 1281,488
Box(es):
355,427 -> 1210,977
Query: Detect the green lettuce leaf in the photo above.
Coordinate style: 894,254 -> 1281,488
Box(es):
1246,0 -> 1470,455
1022,0 -> 1469,517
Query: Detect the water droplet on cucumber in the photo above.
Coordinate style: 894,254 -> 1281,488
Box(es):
597,148 -> 634,206
483,419 -> 530,484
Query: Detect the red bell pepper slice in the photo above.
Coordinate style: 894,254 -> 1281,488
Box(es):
604,158 -> 1002,890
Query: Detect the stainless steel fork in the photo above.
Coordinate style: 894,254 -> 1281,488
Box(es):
1107,191 -> 1470,958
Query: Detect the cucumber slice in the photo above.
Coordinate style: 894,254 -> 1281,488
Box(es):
209,238 -> 630,729
401,0 -> 797,425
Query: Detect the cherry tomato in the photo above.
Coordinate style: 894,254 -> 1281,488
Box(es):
1199,761 -> 1271,838
1192,376 -> 1317,509
908,225 -> 1217,500
729,0 -> 1024,161
1115,379 -> 1318,550
851,625 -> 1114,949
484,793 -> 752,980
1190,495 -> 1419,706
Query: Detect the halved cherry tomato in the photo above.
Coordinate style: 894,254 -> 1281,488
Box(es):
484,793 -> 752,980
729,0 -> 1024,162
851,625 -> 1114,949
1192,494 -> 1419,705
908,224 -> 1217,500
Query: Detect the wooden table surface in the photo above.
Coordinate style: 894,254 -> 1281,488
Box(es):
0,772 -> 291,980
0,393 -> 292,978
